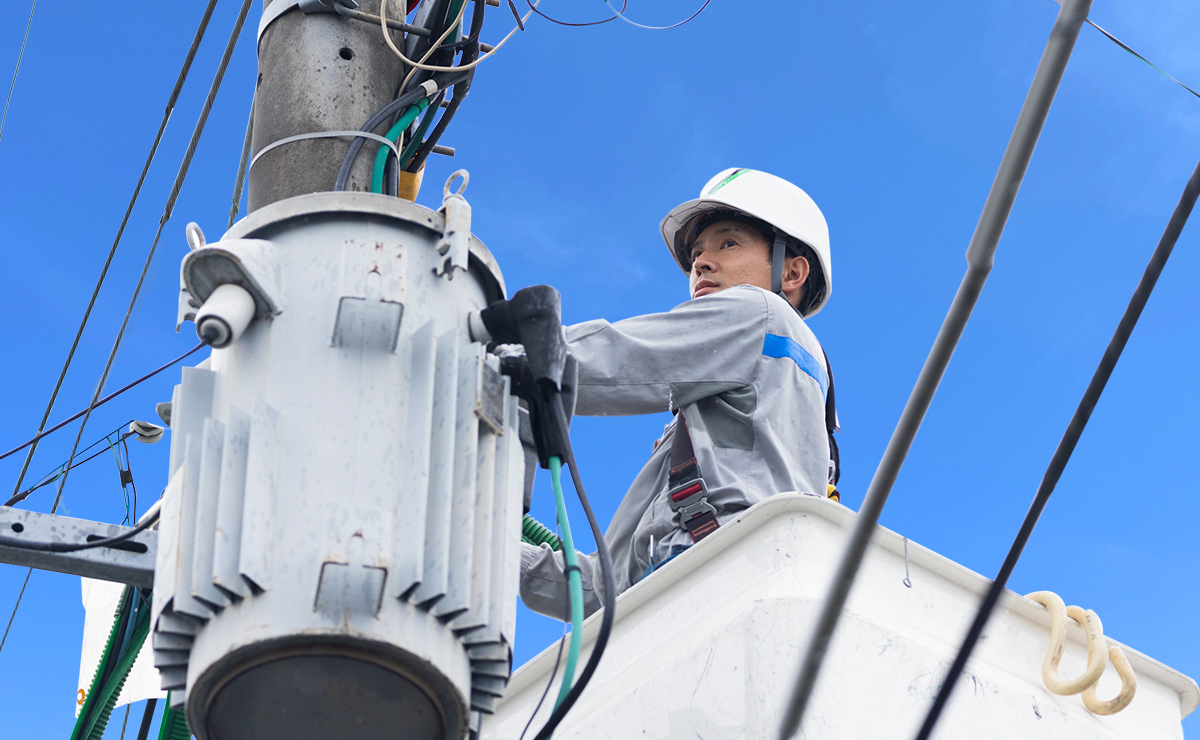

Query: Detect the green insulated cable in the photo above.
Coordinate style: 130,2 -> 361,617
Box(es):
523,514 -> 563,551
370,99 -> 429,194
397,99 -> 441,173
549,455 -> 584,714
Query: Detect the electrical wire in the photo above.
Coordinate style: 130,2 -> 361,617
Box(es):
913,152 -> 1200,740
547,456 -> 584,710
333,74 -> 466,191
134,699 -> 157,740
5,1 -> 218,505
371,100 -> 429,192
47,0 -> 252,518
0,0 -> 37,144
519,521 -> 571,740
0,505 -> 161,554
5,424 -> 134,507
0,568 -> 31,657
395,0 -> 470,92
1051,0 -> 1200,101
405,5 -> 485,172
0,343 -> 202,465
599,0 -> 712,31
401,91 -> 445,162
532,394 -> 617,740
382,0 -> 541,75
524,0 -> 626,28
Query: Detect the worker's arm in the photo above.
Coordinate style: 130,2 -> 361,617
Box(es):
519,542 -> 605,619
565,286 -> 770,416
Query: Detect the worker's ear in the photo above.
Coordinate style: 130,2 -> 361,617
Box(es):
781,255 -> 809,306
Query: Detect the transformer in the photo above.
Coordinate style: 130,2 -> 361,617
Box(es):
151,187 -> 523,740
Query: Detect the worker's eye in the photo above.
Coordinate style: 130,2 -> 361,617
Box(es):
721,239 -> 737,249
690,248 -> 703,261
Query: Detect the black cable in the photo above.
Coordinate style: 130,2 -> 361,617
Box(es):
519,568 -> 570,740
134,698 -> 158,740
333,86 -> 429,191
0,343 -> 202,465
333,73 -> 468,191
914,153 -> 1200,740
523,0 -> 627,28
394,0 -> 483,174
532,394 -> 617,740
406,77 -> 469,173
6,0 -> 217,503
446,0 -> 488,49
0,507 -> 160,554
5,430 -> 132,507
47,0 -> 252,517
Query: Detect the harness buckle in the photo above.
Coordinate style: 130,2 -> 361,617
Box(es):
667,477 -> 720,542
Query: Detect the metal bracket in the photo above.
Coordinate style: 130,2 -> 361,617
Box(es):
434,170 -> 471,279
0,508 -> 157,588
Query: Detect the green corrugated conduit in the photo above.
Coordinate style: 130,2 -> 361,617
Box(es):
523,513 -> 563,551
70,586 -> 152,740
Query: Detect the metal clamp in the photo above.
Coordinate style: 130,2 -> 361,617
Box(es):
258,0 -> 359,47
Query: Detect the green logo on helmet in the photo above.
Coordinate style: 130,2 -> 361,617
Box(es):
706,168 -> 750,196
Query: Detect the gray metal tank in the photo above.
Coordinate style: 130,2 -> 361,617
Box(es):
152,188 -> 523,740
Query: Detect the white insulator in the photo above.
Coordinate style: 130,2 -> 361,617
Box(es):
195,284 -> 255,348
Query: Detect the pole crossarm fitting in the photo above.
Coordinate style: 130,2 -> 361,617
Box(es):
0,508 -> 156,587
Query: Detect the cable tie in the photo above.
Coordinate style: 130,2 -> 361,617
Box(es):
251,130 -> 402,171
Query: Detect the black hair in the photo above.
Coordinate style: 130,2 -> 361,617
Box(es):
684,209 -> 825,314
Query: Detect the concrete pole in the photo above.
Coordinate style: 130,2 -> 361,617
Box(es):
250,0 -> 403,210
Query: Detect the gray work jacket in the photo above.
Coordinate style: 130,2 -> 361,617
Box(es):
519,285 -> 831,618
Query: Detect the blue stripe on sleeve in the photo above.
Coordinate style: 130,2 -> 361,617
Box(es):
762,333 -> 828,399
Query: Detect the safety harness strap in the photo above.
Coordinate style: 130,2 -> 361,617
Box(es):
822,347 -> 841,486
667,413 -> 719,542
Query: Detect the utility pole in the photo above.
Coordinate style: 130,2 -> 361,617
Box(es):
151,3 -> 531,738
250,0 -> 403,208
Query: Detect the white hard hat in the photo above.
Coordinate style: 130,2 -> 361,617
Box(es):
660,168 -> 833,317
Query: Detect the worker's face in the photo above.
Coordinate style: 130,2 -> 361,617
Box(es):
688,221 -> 773,299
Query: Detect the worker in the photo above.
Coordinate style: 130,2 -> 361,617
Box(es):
521,168 -> 838,618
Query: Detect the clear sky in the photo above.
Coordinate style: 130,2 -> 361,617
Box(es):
1,0 -> 1198,737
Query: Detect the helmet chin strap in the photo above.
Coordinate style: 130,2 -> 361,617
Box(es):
772,232 -> 808,316
771,232 -> 788,297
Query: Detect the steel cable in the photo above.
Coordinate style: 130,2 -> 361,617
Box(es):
229,96 -> 254,228
777,1 -> 1093,734
0,0 -> 37,144
913,152 -> 1200,740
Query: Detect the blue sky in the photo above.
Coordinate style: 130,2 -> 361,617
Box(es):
1,0 -> 1199,736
